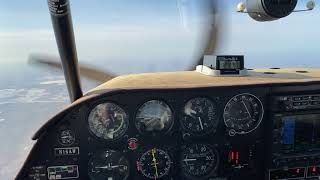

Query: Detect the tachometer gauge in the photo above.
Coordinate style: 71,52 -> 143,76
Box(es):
135,100 -> 174,135
138,148 -> 172,179
88,150 -> 129,180
182,97 -> 218,135
223,93 -> 264,135
88,102 -> 129,140
181,144 -> 219,178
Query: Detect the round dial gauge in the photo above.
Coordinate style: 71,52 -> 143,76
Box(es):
223,93 -> 264,135
88,103 -> 129,140
138,148 -> 172,179
182,97 -> 218,135
88,150 -> 129,180
58,129 -> 75,146
135,100 -> 174,135
181,144 -> 219,178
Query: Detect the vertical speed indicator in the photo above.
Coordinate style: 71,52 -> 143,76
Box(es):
223,93 -> 264,135
181,144 -> 219,179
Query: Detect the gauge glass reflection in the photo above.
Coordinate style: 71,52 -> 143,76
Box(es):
88,103 -> 129,140
135,100 -> 174,135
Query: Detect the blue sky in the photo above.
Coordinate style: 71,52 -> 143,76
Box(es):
0,0 -> 319,71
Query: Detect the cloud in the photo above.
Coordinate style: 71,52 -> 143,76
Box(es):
39,80 -> 65,85
39,75 -> 64,80
0,29 -> 58,62
1,5 -> 319,70
0,88 -> 68,105
0,22 -> 211,72
0,29 -> 54,40
0,111 -> 3,122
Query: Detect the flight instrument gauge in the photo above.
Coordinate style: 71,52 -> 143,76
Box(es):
88,150 -> 129,180
138,148 -> 172,179
57,129 -> 75,146
135,100 -> 174,135
182,97 -> 218,135
181,144 -> 219,178
88,102 -> 129,141
223,93 -> 264,135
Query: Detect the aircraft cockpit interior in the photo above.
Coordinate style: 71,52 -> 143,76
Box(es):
11,0 -> 320,180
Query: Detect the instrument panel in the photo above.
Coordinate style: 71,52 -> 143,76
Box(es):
17,84 -> 320,180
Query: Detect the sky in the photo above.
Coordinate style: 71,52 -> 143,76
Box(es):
0,0 -> 319,73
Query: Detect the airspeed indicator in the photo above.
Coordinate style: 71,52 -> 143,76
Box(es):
182,97 -> 218,135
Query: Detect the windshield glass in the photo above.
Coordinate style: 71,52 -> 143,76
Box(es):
1,1 -> 319,72
227,0 -> 319,68
0,0 -> 319,179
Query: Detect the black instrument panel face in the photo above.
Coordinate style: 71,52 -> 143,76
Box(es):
20,85 -> 320,180
22,87 -> 268,180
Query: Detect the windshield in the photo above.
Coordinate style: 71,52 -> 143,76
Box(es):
1,1 -> 318,71
0,0 -> 319,179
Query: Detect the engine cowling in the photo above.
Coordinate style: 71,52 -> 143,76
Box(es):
246,0 -> 298,21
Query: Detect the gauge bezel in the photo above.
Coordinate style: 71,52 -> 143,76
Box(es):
181,96 -> 219,136
181,144 -> 220,179
223,93 -> 264,135
134,99 -> 175,136
87,101 -> 130,142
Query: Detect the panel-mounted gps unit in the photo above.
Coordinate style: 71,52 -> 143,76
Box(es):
273,114 -> 320,154
268,94 -> 320,180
